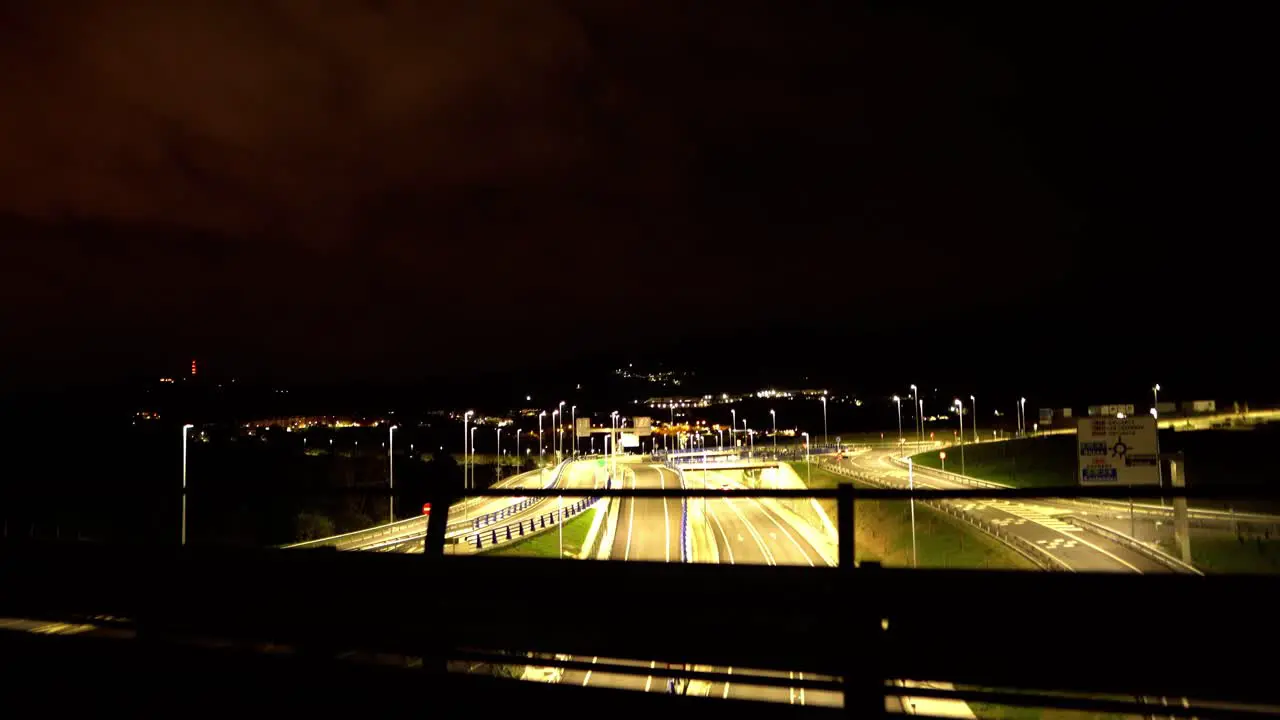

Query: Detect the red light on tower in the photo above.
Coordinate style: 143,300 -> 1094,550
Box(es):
191,359 -> 198,376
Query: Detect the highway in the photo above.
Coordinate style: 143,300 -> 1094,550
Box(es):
836,449 -> 1167,573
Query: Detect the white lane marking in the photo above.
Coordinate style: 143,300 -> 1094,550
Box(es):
789,671 -> 796,704
750,499 -> 817,567
707,500 -> 736,564
799,671 -> 806,705
724,666 -> 733,699
645,660 -> 656,692
721,496 -> 776,565
624,469 -> 637,561
657,467 -> 671,563
582,656 -> 598,686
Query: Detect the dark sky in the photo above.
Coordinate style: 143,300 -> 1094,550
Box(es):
0,2 -> 1270,391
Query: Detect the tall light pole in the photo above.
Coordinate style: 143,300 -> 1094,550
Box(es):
919,399 -> 925,443
1153,384 -> 1161,419
470,427 -> 477,488
552,408 -> 560,459
670,405 -> 676,453
515,428 -> 521,468
907,458 -> 918,568
571,405 -> 577,455
181,423 -> 193,546
770,409 -> 777,455
954,399 -> 966,476
538,411 -> 546,463
717,428 -> 724,449
495,427 -> 502,483
821,396 -> 829,448
557,401 -> 566,457
801,432 -> 812,488
970,395 -> 978,444
893,396 -> 903,450
388,424 -> 398,524
731,408 -> 737,447
910,384 -> 919,445
1020,397 -> 1027,437
610,411 -> 619,481
463,410 -> 474,490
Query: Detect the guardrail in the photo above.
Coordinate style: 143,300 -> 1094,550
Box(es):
819,461 -> 1068,571
282,461 -> 570,551
461,496 -> 600,551
1064,514 -> 1204,575
663,463 -> 692,564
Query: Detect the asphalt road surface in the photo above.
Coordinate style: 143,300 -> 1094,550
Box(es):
839,449 -> 1166,573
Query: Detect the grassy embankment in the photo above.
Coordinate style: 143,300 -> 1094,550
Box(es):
487,505 -> 598,559
789,462 -> 1034,569
911,434 -> 1280,573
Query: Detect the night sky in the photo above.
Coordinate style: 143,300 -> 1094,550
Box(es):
0,2 -> 1270,394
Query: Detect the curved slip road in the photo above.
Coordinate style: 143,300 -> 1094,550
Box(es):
839,449 -> 1166,573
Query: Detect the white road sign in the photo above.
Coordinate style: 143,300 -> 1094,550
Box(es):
620,433 -> 640,448
575,418 -> 592,438
632,416 -> 652,437
1077,416 -> 1160,486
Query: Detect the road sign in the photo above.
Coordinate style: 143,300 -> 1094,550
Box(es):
1077,416 -> 1160,486
620,433 -> 640,448
575,417 -> 592,438
422,503 -> 432,516
632,417 -> 652,436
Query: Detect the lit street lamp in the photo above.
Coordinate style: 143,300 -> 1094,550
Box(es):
538,411 -> 546,463
552,408 -> 560,459
820,395 -> 828,448
954,399 -> 966,476
1020,397 -> 1027,437
919,399 -> 925,442
571,405 -> 577,455
470,427 -> 477,486
893,396 -> 903,450
731,409 -> 737,447
389,424 -> 398,524
910,384 -> 919,445
182,423 -> 193,546
970,395 -> 978,444
717,428 -> 723,449
557,401 -> 566,457
1153,384 -> 1161,419
801,432 -> 812,487
463,410 -> 474,490
495,427 -> 502,483
770,409 -> 777,455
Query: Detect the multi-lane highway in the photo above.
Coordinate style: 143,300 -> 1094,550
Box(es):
835,448 -> 1167,573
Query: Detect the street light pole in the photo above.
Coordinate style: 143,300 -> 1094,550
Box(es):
571,405 -> 577,455
538,411 -> 545,463
731,409 -> 737,447
821,396 -> 828,449
893,396 -> 903,452
1153,383 -> 1161,419
919,399 -> 925,443
970,395 -> 978,444
463,410 -> 474,490
557,401 -> 565,457
181,423 -> 193,546
469,427 -> 477,488
910,384 -> 919,445
770,409 -> 777,455
954,399 -> 966,476
389,424 -> 398,524
1020,397 -> 1027,437
552,408 -> 560,459
495,427 -> 502,483
801,432 -> 812,488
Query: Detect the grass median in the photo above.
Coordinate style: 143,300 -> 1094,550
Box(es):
487,504 -> 598,559
789,462 -> 1035,570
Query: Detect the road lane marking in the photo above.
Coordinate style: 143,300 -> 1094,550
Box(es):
724,666 -> 733,699
750,499 -> 817,567
657,467 -> 671,563
721,496 -> 776,565
624,470 -> 637,561
645,660 -> 656,692
583,656 -> 598,686
707,501 -> 736,564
